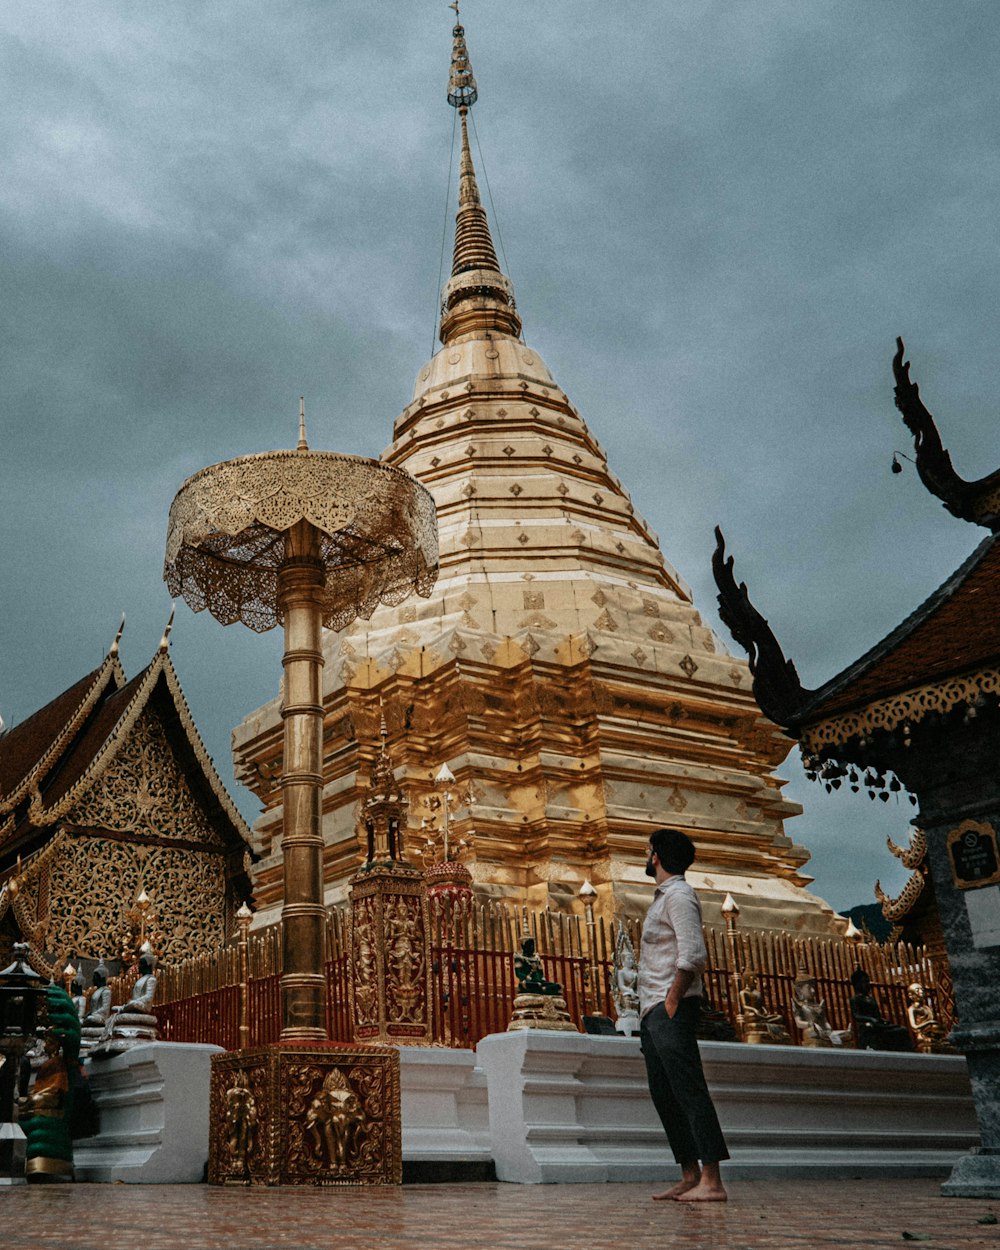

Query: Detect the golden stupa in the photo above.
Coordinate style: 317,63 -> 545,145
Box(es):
234,15 -> 842,935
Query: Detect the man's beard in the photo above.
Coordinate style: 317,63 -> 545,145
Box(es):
644,856 -> 656,878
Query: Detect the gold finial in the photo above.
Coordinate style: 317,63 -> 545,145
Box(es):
439,6 -> 521,344
297,396 -> 309,450
159,603 -> 175,652
111,613 -> 126,656
447,6 -> 477,111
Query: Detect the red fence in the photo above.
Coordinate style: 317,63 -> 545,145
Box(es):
151,901 -> 952,1053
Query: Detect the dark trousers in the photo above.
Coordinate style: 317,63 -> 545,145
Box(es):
640,999 -> 729,1167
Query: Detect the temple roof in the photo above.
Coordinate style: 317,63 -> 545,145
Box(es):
713,340 -> 1000,751
0,651 -> 125,815
794,534 -> 1000,728
0,636 -> 253,865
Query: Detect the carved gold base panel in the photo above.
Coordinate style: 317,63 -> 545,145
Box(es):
208,1043 -> 401,1186
349,862 -> 432,1045
507,992 -> 577,1032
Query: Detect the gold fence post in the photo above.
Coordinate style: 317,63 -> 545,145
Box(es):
721,893 -> 742,1036
236,902 -> 252,1050
578,880 -> 599,1017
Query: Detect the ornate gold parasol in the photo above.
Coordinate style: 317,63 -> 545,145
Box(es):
165,415 -> 437,1039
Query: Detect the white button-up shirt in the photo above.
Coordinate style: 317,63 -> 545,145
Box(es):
638,874 -> 707,1020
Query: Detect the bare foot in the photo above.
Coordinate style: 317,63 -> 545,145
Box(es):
674,1181 -> 728,1203
652,1174 -> 701,1201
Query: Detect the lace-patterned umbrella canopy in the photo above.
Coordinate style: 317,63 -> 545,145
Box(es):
164,439 -> 438,1043
164,449 -> 438,633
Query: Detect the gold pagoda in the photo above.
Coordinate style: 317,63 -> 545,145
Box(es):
234,15 -> 841,935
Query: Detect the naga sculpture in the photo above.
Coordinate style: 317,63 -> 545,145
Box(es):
711,527 -> 812,726
19,984 -> 82,1182
893,337 -> 1000,530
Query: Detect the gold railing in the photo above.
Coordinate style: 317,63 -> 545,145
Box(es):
144,899 -> 952,1051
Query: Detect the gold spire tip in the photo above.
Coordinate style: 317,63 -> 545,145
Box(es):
447,5 -> 477,110
111,612 -> 126,655
159,603 -> 175,652
297,396 -> 309,451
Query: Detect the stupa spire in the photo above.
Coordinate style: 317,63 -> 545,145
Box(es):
439,8 -> 521,345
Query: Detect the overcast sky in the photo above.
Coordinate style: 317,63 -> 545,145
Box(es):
3,2 -> 997,912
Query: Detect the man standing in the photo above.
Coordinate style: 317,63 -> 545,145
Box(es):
639,827 -> 729,1202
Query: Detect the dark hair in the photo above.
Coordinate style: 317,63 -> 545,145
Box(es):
649,828 -> 695,875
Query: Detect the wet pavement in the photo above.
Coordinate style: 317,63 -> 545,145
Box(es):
3,1176 -> 1000,1250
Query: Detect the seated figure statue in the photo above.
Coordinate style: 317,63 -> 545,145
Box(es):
513,935 -> 562,996
792,971 -> 852,1047
739,969 -> 791,1044
71,977 -> 88,1023
611,926 -> 640,1036
907,982 -> 954,1054
849,969 -> 913,1051
79,961 -> 112,1056
90,951 -> 159,1059
508,933 -> 575,1033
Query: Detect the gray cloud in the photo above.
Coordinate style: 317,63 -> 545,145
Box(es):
3,1 -> 997,911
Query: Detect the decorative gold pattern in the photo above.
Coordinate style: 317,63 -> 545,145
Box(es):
164,451 -> 438,633
22,649 -> 250,844
72,710 -> 223,844
209,1045 -> 401,1187
384,895 -> 426,1024
801,667 -> 1000,753
47,835 -> 225,963
224,1071 -> 258,1175
349,866 -> 432,1043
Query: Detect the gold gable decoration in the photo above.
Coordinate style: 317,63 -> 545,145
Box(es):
70,709 -> 224,845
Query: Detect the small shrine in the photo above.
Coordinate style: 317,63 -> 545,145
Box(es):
712,337 -> 1000,1197
0,623 -> 254,977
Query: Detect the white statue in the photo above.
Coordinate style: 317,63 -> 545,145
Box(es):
611,922 -> 640,1036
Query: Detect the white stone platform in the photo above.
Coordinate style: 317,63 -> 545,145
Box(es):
399,1045 -> 492,1167
70,1035 -> 978,1184
75,1042 -> 222,1183
465,1032 -> 979,1183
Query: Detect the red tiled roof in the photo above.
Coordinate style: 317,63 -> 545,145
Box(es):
799,535 -> 1000,724
0,667 -> 108,798
39,670 -> 147,806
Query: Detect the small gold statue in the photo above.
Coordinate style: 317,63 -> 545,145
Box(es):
304,1068 -> 366,1171
224,1071 -> 258,1175
792,969 -> 852,1047
738,969 -> 791,1044
906,982 -> 955,1054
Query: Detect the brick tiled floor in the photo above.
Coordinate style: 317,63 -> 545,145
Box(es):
3,1179 -> 999,1250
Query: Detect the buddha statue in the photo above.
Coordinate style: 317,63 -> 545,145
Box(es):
611,926 -> 640,1036
82,962 -> 112,1029
90,951 -> 159,1059
792,970 -> 851,1047
738,969 -> 791,1044
70,977 -> 87,1023
508,932 -> 576,1032
513,935 -> 562,997
849,969 -> 912,1051
907,982 -> 954,1054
